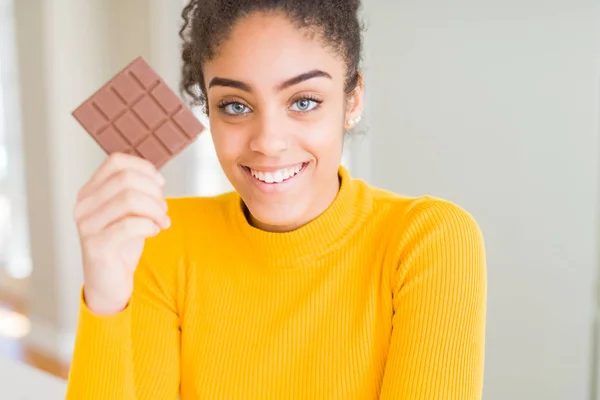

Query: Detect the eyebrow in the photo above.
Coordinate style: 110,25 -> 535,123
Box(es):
277,70 -> 332,90
208,69 -> 332,93
208,77 -> 252,92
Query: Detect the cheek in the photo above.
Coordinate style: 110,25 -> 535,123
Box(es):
301,124 -> 342,153
299,107 -> 345,155
209,119 -> 247,163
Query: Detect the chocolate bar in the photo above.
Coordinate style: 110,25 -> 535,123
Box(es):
72,56 -> 204,169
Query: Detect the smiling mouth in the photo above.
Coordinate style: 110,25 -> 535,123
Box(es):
242,162 -> 308,184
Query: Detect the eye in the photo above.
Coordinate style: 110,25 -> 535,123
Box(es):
290,98 -> 320,112
219,102 -> 251,115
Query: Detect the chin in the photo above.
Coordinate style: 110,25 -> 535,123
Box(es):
244,201 -> 305,232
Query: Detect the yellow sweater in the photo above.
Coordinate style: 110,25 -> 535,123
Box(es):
66,166 -> 486,399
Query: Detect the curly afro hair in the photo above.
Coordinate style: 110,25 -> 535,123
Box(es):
179,0 -> 364,113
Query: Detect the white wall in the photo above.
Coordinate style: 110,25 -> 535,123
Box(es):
360,1 -> 599,399
10,0 -> 599,397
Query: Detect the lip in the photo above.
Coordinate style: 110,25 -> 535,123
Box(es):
242,163 -> 305,173
241,162 -> 309,193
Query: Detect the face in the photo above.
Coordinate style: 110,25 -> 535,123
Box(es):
203,12 -> 363,232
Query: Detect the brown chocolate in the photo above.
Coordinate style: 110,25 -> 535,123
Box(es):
72,56 -> 204,169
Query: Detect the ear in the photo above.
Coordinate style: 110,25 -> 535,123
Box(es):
344,72 -> 365,130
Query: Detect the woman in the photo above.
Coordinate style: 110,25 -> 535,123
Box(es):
66,0 -> 487,399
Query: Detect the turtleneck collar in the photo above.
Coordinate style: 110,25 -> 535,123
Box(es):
228,166 -> 372,268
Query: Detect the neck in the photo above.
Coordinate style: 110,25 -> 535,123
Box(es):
248,173 -> 341,232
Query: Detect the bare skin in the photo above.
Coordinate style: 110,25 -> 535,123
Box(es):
74,12 -> 363,315
205,12 -> 363,231
74,154 -> 169,315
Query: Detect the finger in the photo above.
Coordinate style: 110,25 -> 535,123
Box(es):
78,153 -> 164,201
101,216 -> 161,244
83,217 -> 161,261
75,169 -> 166,222
78,189 -> 169,237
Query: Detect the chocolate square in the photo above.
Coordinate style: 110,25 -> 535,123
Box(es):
72,56 -> 205,169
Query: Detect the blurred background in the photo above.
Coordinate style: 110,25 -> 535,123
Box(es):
0,0 -> 597,399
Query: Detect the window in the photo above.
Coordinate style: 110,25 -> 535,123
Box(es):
190,109 -> 233,196
0,0 -> 32,279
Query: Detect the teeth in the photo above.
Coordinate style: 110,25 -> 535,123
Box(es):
250,164 -> 304,183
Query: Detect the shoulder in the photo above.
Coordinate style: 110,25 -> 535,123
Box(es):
366,184 -> 484,247
135,192 -> 238,295
401,196 -> 484,252
359,182 -> 485,279
396,195 -> 483,244
142,191 -> 238,259
166,192 -> 237,224
164,191 -> 238,237
394,196 -> 486,293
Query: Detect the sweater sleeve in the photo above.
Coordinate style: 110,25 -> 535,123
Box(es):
65,237 -> 182,399
379,199 -> 487,400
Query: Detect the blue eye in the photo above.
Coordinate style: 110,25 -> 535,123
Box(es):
221,102 -> 250,115
290,99 -> 319,112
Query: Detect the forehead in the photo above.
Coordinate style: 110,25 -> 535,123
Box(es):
203,12 -> 346,88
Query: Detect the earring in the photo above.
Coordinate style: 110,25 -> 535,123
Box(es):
347,115 -> 362,128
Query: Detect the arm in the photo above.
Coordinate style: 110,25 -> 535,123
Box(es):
379,199 -> 487,400
65,239 -> 181,399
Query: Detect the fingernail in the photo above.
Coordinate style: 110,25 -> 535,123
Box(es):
164,216 -> 171,229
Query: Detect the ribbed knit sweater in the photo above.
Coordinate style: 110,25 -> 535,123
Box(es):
65,166 -> 487,399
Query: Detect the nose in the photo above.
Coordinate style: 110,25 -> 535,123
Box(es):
249,111 -> 288,156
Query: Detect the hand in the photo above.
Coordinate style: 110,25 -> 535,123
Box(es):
73,153 -> 170,315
